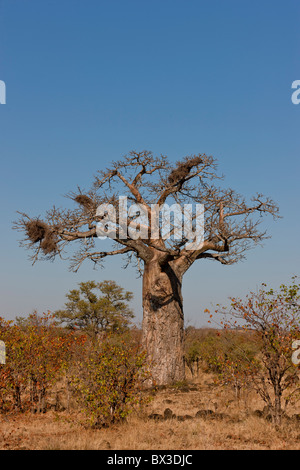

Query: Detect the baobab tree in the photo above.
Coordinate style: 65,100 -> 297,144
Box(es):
15,151 -> 279,385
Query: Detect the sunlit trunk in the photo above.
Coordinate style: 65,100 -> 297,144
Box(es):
142,260 -> 185,385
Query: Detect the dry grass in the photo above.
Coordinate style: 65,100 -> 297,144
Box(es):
1,371 -> 300,450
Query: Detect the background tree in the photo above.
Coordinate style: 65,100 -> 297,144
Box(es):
216,278 -> 300,426
54,280 -> 134,338
15,150 -> 279,384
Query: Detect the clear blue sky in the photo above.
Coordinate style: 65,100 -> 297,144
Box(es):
0,0 -> 299,326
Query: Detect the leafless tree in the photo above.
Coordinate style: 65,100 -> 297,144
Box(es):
14,150 -> 280,385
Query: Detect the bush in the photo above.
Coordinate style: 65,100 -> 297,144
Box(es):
69,337 -> 151,427
0,312 -> 85,412
214,278 -> 300,425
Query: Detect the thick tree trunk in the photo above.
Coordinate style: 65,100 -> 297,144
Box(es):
142,260 -> 185,386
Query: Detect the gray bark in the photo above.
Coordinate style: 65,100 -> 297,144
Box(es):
142,260 -> 185,385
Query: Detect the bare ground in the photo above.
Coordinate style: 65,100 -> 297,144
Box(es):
1,371 -> 300,450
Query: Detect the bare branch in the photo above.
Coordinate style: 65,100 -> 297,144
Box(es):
14,150 -> 279,274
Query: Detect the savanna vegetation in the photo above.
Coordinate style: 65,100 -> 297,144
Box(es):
1,278 -> 300,450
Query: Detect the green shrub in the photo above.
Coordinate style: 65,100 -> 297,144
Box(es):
70,337 -> 151,427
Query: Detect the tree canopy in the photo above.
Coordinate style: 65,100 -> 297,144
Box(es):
15,150 -> 280,275
54,280 -> 134,337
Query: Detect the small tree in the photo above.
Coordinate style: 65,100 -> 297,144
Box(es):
54,280 -> 134,338
70,337 -> 151,427
216,278 -> 300,426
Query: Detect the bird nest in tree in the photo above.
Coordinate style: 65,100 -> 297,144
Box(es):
74,194 -> 94,209
25,219 -> 58,254
25,220 -> 48,243
40,231 -> 58,254
168,156 -> 203,184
